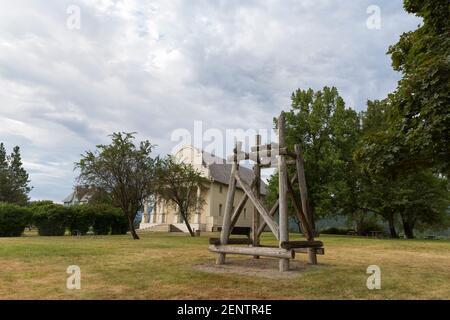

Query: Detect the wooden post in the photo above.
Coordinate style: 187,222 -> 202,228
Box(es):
252,134 -> 261,258
278,112 -> 289,272
216,142 -> 239,265
294,144 -> 317,264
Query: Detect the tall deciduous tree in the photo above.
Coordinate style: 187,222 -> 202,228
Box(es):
153,156 -> 205,237
75,132 -> 156,239
356,99 -> 450,238
385,0 -> 450,174
270,87 -> 361,229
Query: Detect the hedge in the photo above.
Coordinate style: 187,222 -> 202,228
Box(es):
27,202 -> 129,236
68,205 -> 95,235
31,203 -> 71,236
111,210 -> 129,235
0,203 -> 32,237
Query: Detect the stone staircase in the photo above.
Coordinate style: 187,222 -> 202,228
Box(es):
139,223 -> 169,232
139,223 -> 184,233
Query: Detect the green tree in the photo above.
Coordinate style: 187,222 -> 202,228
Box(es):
153,156 -> 205,237
394,171 -> 449,239
385,0 -> 450,174
0,143 -> 31,205
270,87 -> 362,230
75,132 -> 156,240
356,99 -> 450,238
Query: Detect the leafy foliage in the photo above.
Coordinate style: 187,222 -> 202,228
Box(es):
31,203 -> 70,236
0,203 -> 32,237
68,205 -> 95,235
383,0 -> 450,174
271,87 -> 361,225
0,143 -> 32,205
76,132 -> 156,239
153,156 -> 205,237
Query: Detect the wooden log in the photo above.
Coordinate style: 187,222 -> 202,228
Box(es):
251,143 -> 279,152
209,245 -> 294,259
278,112 -> 289,272
295,144 -> 317,265
228,180 -> 255,236
286,175 -> 313,240
209,238 -> 252,245
227,152 -> 249,163
217,142 -> 239,265
294,248 -> 325,255
294,144 -> 314,231
256,174 -> 298,237
235,173 -> 280,240
280,241 -> 323,250
252,134 -> 262,259
258,245 -> 325,256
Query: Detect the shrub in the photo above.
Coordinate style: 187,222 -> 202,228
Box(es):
69,205 -> 95,235
32,203 -> 70,236
111,209 -> 129,235
0,203 -> 32,237
91,204 -> 115,235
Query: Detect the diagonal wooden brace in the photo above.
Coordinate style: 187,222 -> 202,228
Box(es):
235,173 -> 280,240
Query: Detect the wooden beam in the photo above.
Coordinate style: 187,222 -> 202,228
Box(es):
235,173 -> 280,240
278,112 -> 289,272
294,144 -> 317,265
295,144 -> 314,230
286,174 -> 313,240
252,134 -> 261,259
217,142 -> 239,265
209,238 -> 252,245
209,245 -> 294,259
228,188 -> 251,235
257,245 -> 325,255
256,174 -> 298,237
280,241 -> 323,250
251,143 -> 279,152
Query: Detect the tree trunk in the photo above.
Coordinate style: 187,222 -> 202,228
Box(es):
181,211 -> 195,237
401,217 -> 415,239
295,219 -> 303,234
127,214 -> 140,240
387,213 -> 398,238
309,204 -> 316,233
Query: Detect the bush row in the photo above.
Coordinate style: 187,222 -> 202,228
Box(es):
0,202 -> 129,237
0,203 -> 32,237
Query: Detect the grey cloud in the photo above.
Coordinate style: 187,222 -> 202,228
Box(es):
0,0 -> 420,201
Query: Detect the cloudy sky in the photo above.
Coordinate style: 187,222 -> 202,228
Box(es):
0,0 -> 420,202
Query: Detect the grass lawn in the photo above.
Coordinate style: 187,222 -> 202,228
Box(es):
0,231 -> 449,300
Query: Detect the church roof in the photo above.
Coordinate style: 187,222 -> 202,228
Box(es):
208,163 -> 268,195
173,145 -> 269,195
63,191 -> 77,203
